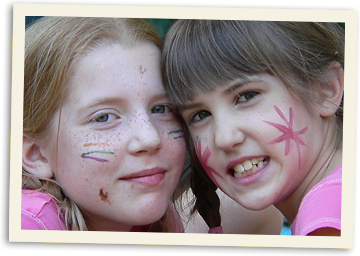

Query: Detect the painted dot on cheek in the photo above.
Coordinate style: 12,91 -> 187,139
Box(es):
99,188 -> 111,205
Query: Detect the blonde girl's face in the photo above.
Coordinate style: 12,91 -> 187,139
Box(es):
42,43 -> 186,231
180,74 -> 327,211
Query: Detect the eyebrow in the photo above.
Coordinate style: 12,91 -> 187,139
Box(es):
179,102 -> 203,112
153,91 -> 170,101
222,78 -> 261,95
80,97 -> 124,111
179,78 -> 261,112
79,90 -> 170,113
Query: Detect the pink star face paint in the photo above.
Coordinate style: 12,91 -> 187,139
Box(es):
195,136 -> 223,187
263,105 -> 308,168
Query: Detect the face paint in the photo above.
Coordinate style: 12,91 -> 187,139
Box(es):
99,188 -> 111,205
81,151 -> 114,162
139,65 -> 146,75
84,143 -> 110,147
263,105 -> 308,168
168,130 -> 185,140
195,136 -> 223,187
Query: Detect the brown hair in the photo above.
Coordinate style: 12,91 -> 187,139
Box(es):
162,20 -> 344,229
23,17 -> 174,231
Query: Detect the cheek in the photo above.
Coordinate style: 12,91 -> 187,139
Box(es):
164,131 -> 187,163
262,105 -> 309,169
193,135 -> 223,187
54,129 -> 120,189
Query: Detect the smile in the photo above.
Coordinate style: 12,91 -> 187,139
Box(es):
229,157 -> 269,178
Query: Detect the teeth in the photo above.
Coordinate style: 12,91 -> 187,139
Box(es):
232,157 -> 268,176
243,160 -> 252,170
234,164 -> 245,173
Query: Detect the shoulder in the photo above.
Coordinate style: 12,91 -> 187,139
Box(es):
291,165 -> 342,236
21,189 -> 66,230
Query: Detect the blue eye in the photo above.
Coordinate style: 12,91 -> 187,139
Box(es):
96,114 -> 109,122
152,105 -> 171,114
93,113 -> 116,123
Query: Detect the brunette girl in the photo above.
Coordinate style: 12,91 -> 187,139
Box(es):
163,20 -> 344,236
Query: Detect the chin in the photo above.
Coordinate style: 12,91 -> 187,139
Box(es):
233,195 -> 273,212
133,199 -> 171,225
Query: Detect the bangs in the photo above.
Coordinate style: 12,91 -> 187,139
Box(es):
163,20 -> 344,110
162,20 -> 270,106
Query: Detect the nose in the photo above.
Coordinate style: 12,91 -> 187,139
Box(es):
127,113 -> 162,155
214,115 -> 245,152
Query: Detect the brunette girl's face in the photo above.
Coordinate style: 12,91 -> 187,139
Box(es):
180,74 -> 327,211
42,43 -> 186,231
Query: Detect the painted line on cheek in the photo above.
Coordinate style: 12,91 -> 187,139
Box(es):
174,135 -> 185,140
169,130 -> 185,140
81,155 -> 109,162
81,151 -> 114,163
168,129 -> 183,135
83,143 -> 110,147
82,151 -> 114,156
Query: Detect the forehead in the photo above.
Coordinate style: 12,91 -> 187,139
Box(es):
60,43 -> 163,109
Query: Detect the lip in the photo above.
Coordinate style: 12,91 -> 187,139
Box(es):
226,155 -> 269,186
120,167 -> 167,186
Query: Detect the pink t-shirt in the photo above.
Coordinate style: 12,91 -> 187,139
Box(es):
21,189 -> 66,230
22,189 -> 184,232
291,165 -> 342,236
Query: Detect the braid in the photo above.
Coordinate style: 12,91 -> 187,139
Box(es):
178,121 -> 222,229
190,152 -> 221,228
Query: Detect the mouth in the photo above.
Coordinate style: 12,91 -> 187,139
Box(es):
228,156 -> 270,178
120,167 -> 167,186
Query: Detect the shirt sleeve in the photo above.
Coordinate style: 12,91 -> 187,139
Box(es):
21,190 -> 66,230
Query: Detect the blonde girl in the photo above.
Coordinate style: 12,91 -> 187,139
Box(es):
162,20 -> 344,236
22,17 -> 186,231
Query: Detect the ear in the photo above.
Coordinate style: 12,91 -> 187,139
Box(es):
22,133 -> 54,179
317,62 -> 344,118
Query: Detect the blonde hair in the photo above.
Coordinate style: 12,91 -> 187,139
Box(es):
23,17 -> 173,231
162,20 -> 344,230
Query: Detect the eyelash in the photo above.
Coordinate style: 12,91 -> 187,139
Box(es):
188,91 -> 260,125
90,104 -> 172,124
91,112 -> 118,123
235,91 -> 260,104
151,105 -> 172,114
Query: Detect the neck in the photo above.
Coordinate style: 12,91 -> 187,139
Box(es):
275,122 -> 342,223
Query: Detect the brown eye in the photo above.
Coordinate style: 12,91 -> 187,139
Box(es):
191,110 -> 211,123
237,91 -> 259,103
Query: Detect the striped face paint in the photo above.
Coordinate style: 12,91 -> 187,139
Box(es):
168,129 -> 185,140
81,150 -> 114,163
